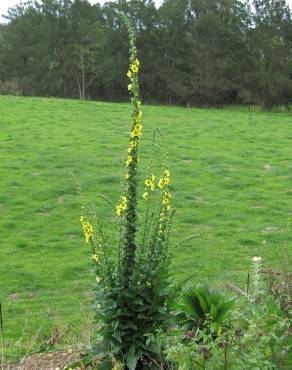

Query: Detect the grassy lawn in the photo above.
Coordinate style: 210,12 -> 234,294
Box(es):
1,95 -> 291,360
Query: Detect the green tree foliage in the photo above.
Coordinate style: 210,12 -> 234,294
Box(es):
248,0 -> 292,110
0,0 -> 291,109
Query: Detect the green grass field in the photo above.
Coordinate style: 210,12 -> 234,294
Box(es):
1,95 -> 292,360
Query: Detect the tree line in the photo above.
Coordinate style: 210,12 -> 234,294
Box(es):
0,0 -> 291,110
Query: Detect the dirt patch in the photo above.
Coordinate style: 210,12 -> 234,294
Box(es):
263,164 -> 272,171
264,226 -> 279,233
9,293 -> 20,301
3,348 -> 80,370
57,196 -> 65,203
36,212 -> 50,216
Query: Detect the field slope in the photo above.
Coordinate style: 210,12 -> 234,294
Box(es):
1,96 -> 291,358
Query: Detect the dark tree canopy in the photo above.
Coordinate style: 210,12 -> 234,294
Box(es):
0,0 -> 291,110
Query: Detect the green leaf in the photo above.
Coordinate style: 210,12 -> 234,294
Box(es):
98,358 -> 113,370
112,332 -> 122,344
124,346 -> 139,370
210,303 -> 218,320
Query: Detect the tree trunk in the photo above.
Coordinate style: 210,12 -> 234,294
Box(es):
261,58 -> 272,112
77,78 -> 82,100
82,68 -> 85,100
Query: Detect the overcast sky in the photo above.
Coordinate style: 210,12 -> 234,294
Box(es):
0,0 -> 163,22
0,0 -> 291,23
0,1 -> 108,22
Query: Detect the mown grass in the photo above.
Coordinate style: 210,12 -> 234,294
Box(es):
1,96 -> 292,360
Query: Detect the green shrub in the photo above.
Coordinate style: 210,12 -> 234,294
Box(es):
164,259 -> 292,369
174,284 -> 235,337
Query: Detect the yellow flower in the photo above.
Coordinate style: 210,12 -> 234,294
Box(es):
132,128 -> 142,137
164,189 -> 170,198
125,173 -> 129,179
164,169 -> 170,178
131,127 -> 142,138
137,101 -> 141,108
162,197 -> 169,205
131,64 -> 138,73
127,70 -> 132,78
116,205 -> 122,216
135,58 -> 140,67
134,123 -> 142,131
116,196 -> 127,216
145,179 -> 152,187
130,140 -> 137,148
145,177 -> 154,191
126,155 -> 132,166
158,178 -> 165,189
128,84 -> 132,91
128,147 -> 132,154
137,111 -> 142,119
158,169 -> 170,189
143,192 -> 149,200
121,196 -> 127,206
80,216 -> 94,243
92,254 -> 99,263
161,189 -> 171,207
159,214 -> 166,223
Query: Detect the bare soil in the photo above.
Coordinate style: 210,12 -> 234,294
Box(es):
2,348 -> 81,370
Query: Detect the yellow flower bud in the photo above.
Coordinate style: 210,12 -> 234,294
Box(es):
92,254 -> 99,263
158,178 -> 165,189
164,169 -> 170,177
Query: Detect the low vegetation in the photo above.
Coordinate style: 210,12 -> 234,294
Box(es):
1,14 -> 292,365
1,93 -> 292,364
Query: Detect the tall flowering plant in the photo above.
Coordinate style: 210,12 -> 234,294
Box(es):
80,16 -> 172,369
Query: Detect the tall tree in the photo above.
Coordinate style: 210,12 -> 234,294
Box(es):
249,0 -> 292,110
0,0 -> 291,107
185,0 -> 250,106
68,0 -> 105,99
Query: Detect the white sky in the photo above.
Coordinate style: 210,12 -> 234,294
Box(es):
0,0 -> 163,22
0,0 -> 291,22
